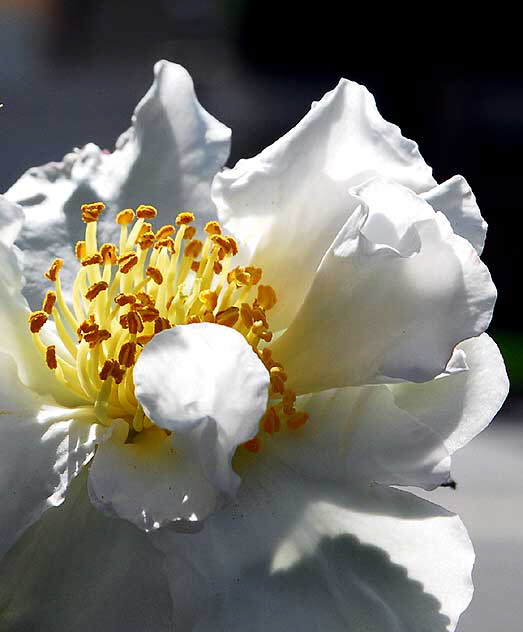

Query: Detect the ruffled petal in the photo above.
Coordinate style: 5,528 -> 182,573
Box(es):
6,60 -> 231,307
153,459 -> 473,632
213,79 -> 435,330
267,385 -> 450,491
0,353 -> 105,559
391,333 -> 508,454
90,324 -> 269,530
422,175 -> 487,255
271,178 -> 496,392
0,472 -> 172,631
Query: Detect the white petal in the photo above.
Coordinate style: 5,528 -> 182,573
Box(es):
91,324 -> 269,530
271,178 -> 496,391
391,333 -> 509,455
422,175 -> 487,255
0,239 -> 84,406
268,385 -> 450,491
0,472 -> 172,631
213,79 -> 435,330
153,459 -> 473,631
0,195 -> 24,246
6,60 -> 231,307
0,353 -> 104,559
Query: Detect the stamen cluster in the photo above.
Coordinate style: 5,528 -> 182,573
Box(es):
28,203 -> 308,448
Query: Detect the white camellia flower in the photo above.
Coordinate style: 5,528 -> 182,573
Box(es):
0,61 -> 508,631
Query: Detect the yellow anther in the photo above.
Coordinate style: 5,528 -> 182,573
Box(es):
287,412 -> 309,430
44,258 -> 64,281
118,341 -> 137,368
100,243 -> 118,265
243,436 -> 261,453
137,222 -> 153,239
81,202 -> 105,223
262,407 -> 280,435
226,236 -> 239,256
154,317 -> 171,334
240,303 -> 254,328
176,211 -> 195,225
114,293 -> 136,306
216,306 -> 240,327
210,234 -> 232,253
183,225 -> 197,240
204,220 -> 222,235
228,267 -> 251,287
120,311 -> 144,334
146,266 -> 163,285
42,291 -> 57,315
184,239 -> 203,258
137,232 -> 156,250
136,204 -> 158,219
45,345 -> 57,370
28,311 -> 48,333
256,285 -> 277,311
202,310 -> 215,323
155,225 -> 176,240
85,281 -> 109,301
118,252 -> 139,274
245,266 -> 263,285
81,253 -> 103,267
116,209 -> 135,225
75,241 -> 87,260
199,290 -> 218,311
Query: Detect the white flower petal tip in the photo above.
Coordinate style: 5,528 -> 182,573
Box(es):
212,77 -> 435,330
272,178 -> 497,392
0,196 -> 24,247
89,324 -> 269,531
422,175 -> 487,255
5,60 -> 231,307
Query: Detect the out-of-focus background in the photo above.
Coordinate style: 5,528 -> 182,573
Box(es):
1,1 -> 521,630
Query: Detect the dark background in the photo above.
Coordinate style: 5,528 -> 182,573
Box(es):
1,0 -> 521,389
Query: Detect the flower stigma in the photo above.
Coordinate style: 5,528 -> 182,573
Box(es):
28,202 -> 309,452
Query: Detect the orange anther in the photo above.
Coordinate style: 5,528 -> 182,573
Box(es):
118,252 -> 138,274
146,266 -> 163,285
116,209 -> 135,225
183,225 -> 197,240
204,220 -> 222,235
256,285 -> 277,310
155,225 -> 176,240
136,205 -> 157,219
184,239 -> 203,258
45,345 -> 57,370
28,311 -> 48,333
44,258 -> 64,281
191,260 -> 201,272
216,306 -> 240,328
81,202 -> 105,223
175,212 -> 195,225
287,412 -> 309,430
243,436 -> 261,453
199,290 -> 218,311
81,253 -> 103,267
154,317 -> 171,333
240,303 -> 253,328
118,341 -> 137,368
137,232 -> 155,250
100,243 -> 118,265
114,292 -> 136,306
42,291 -> 56,314
85,281 -> 109,301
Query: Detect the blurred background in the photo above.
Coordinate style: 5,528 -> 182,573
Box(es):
0,1 -> 521,630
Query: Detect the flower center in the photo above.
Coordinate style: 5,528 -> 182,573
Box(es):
28,203 -> 308,450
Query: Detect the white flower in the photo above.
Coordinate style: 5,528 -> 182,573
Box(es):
0,61 -> 508,631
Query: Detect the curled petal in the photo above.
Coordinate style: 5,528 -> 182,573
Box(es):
90,324 -> 269,530
391,333 -> 509,455
271,178 -> 496,391
422,175 -> 487,255
213,78 -> 435,330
